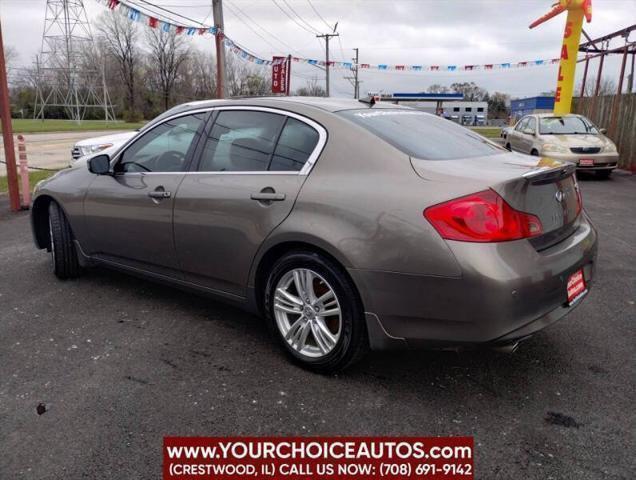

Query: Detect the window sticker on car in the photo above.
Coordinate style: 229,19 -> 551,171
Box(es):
353,110 -> 426,118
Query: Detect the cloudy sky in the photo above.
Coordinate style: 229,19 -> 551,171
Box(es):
1,0 -> 633,99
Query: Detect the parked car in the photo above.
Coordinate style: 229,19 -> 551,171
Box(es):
71,131 -> 138,164
31,98 -> 597,372
501,125 -> 513,139
504,113 -> 618,178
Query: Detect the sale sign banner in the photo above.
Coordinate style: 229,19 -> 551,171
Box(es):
164,436 -> 474,479
272,56 -> 289,94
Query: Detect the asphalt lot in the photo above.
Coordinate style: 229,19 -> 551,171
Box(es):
0,173 -> 634,479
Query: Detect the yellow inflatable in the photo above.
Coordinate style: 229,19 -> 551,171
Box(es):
530,0 -> 593,115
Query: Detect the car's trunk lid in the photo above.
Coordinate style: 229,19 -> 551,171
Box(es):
411,152 -> 581,245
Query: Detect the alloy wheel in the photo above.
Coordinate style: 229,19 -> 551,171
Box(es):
273,268 -> 342,358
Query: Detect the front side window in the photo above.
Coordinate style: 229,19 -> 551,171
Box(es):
116,113 -> 206,173
339,109 -> 504,160
515,117 -> 529,131
198,111 -> 320,172
525,117 -> 537,134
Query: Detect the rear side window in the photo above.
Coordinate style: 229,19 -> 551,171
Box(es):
270,118 -> 320,171
198,110 -> 286,172
339,109 -> 504,160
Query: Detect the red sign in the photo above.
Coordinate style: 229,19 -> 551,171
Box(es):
567,269 -> 587,305
164,436 -> 474,479
272,57 -> 289,94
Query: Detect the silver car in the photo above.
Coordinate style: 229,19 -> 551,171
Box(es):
505,113 -> 619,178
31,98 -> 597,372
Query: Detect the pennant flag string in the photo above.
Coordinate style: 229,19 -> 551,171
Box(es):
96,0 -> 562,73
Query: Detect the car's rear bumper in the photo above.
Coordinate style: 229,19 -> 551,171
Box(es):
350,213 -> 598,350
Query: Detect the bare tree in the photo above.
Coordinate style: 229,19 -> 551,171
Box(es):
96,11 -> 140,114
4,45 -> 19,72
577,77 -> 617,97
145,28 -> 190,110
226,56 -> 271,97
295,77 -> 326,97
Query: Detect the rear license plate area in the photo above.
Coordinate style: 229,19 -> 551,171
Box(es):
567,268 -> 587,305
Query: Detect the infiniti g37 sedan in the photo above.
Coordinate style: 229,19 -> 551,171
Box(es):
31,97 -> 597,372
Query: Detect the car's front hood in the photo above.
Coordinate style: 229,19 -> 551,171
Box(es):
70,144 -> 121,167
75,131 -> 137,148
538,133 -> 609,148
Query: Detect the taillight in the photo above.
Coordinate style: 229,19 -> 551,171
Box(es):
424,189 -> 543,242
574,180 -> 583,215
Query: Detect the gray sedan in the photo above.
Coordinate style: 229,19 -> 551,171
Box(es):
31,97 -> 597,372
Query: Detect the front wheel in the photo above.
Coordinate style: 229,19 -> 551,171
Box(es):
48,201 -> 81,279
264,251 -> 368,373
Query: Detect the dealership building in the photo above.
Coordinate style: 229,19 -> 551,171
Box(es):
510,96 -> 555,121
375,92 -> 489,126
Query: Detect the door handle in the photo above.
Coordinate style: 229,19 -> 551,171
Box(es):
148,190 -> 171,199
250,192 -> 286,201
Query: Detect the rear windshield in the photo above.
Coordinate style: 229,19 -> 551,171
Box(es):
338,109 -> 505,160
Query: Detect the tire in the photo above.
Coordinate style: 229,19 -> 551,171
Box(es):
264,250 -> 368,373
530,149 -> 539,156
505,143 -> 512,151
595,170 -> 612,179
48,201 -> 81,279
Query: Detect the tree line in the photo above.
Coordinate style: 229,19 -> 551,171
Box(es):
8,11 -> 274,121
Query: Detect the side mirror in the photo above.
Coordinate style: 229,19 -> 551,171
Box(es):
88,154 -> 111,175
599,128 -> 607,134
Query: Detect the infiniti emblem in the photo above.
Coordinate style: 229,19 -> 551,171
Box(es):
555,190 -> 565,202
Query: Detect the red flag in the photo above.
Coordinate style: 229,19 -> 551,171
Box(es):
108,0 -> 119,9
198,28 -> 207,35
430,65 -> 439,71
395,65 -> 405,71
485,64 -> 493,70
148,17 -> 158,28
175,26 -> 185,35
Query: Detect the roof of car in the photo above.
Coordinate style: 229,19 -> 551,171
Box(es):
175,96 -> 409,113
533,113 -> 582,118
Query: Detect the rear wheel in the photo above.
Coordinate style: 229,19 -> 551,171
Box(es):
264,251 -> 367,373
48,201 -> 81,279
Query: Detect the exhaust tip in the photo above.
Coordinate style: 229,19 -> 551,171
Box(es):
491,342 -> 519,354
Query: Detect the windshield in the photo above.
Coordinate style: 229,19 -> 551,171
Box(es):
338,109 -> 504,160
539,116 -> 598,135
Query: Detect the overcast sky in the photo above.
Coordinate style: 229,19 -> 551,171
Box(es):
1,0 -> 633,99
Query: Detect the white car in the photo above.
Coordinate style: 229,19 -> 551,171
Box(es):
71,131 -> 138,165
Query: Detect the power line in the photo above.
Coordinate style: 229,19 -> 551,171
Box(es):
281,0 -> 321,34
224,1 -> 284,55
225,0 -> 304,56
306,0 -> 333,32
270,0 -> 318,35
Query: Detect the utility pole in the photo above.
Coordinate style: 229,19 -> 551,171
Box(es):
212,0 -> 227,99
316,30 -> 339,97
0,18 -> 20,212
343,48 -> 362,99
353,48 -> 359,99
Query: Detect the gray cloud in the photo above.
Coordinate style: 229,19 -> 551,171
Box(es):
1,0 -> 632,99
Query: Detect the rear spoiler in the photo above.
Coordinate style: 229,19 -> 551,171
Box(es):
522,162 -> 576,185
